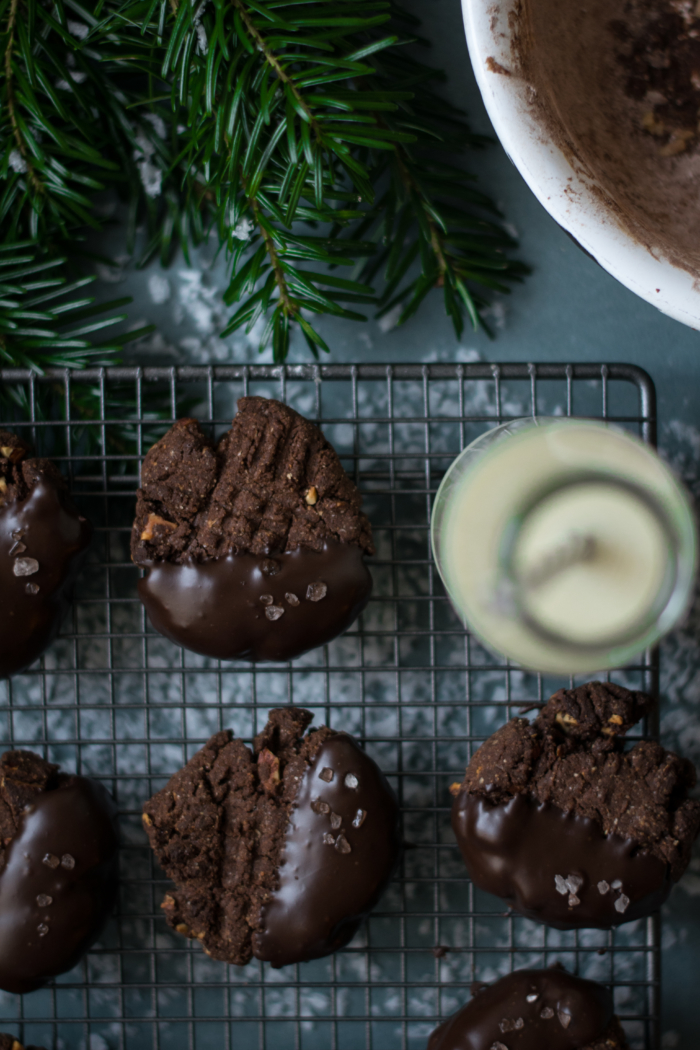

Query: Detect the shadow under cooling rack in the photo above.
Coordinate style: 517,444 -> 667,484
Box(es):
0,363 -> 658,1050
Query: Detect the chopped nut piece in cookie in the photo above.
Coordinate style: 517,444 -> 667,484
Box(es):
258,749 -> 281,794
140,513 -> 177,543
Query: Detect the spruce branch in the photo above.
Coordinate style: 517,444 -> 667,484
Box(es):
0,0 -> 529,375
0,240 -> 154,440
102,0 -> 527,359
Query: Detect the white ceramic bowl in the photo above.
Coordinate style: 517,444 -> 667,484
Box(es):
461,0 -> 700,330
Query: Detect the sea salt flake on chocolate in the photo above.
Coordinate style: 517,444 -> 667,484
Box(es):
322,833 -> 335,846
260,594 -> 274,605
540,1007 -> 554,1020
9,541 -> 26,555
558,1010 -> 572,1029
265,605 -> 285,621
13,557 -> 39,576
306,580 -> 327,602
285,592 -> 300,606
611,879 -> 623,890
614,893 -> 631,913
11,529 -> 23,540
514,1019 -> 524,1029
565,874 -> 583,894
330,812 -> 342,830
335,834 -> 351,854
42,853 -> 59,869
311,799 -> 330,815
554,874 -> 568,896
36,894 -> 53,907
598,880 -> 610,895
319,767 -> 334,782
568,893 -> 581,907
353,808 -> 366,828
261,559 -> 280,576
490,1043 -> 508,1050
61,853 -> 75,870
499,1018 -> 518,1033
344,772 -> 359,789
37,923 -> 49,937
25,582 -> 39,594
526,993 -> 539,1003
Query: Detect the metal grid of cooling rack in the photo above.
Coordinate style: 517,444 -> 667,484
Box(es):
0,362 -> 659,1050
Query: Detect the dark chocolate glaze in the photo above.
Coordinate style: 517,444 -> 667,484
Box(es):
452,792 -> 669,930
0,479 -> 92,678
428,967 -> 614,1050
0,776 -> 119,993
138,541 -> 372,662
253,734 -> 400,967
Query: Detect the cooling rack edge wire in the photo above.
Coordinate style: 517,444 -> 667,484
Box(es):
0,363 -> 659,1050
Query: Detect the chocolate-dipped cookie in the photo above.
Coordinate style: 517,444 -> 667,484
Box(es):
131,398 -> 373,661
143,707 -> 400,967
0,430 -> 92,678
0,749 -> 119,993
0,1036 -> 46,1050
427,966 -> 629,1050
451,681 -> 700,929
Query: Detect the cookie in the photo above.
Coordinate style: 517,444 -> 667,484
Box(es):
450,681 -> 700,929
143,707 -> 400,967
0,749 -> 119,993
427,966 -> 629,1050
132,398 -> 374,662
0,431 -> 92,678
0,1037 -> 46,1050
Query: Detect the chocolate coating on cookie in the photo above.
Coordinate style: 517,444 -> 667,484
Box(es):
0,431 -> 92,678
0,749 -> 119,993
453,794 -> 669,929
427,967 -> 629,1050
132,400 -> 373,661
253,733 -> 401,966
138,542 -> 372,662
143,708 -> 400,967
451,682 -> 700,929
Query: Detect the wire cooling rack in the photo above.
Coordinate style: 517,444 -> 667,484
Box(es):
0,362 -> 659,1050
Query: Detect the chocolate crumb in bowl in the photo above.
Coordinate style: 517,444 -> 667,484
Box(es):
516,0 -> 700,279
0,1035 -> 47,1050
613,2 -> 700,158
142,707 -> 401,968
451,681 -> 700,929
0,749 -> 119,993
0,430 -> 92,679
427,967 -> 630,1050
132,397 -> 374,662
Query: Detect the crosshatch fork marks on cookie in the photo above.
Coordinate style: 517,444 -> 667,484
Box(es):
0,363 -> 658,1050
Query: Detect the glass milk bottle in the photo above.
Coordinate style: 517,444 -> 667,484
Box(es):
431,418 -> 697,674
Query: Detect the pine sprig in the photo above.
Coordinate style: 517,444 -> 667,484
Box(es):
357,29 -> 530,336
104,0 -> 527,358
1,0 -> 528,369
0,240 -> 153,430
